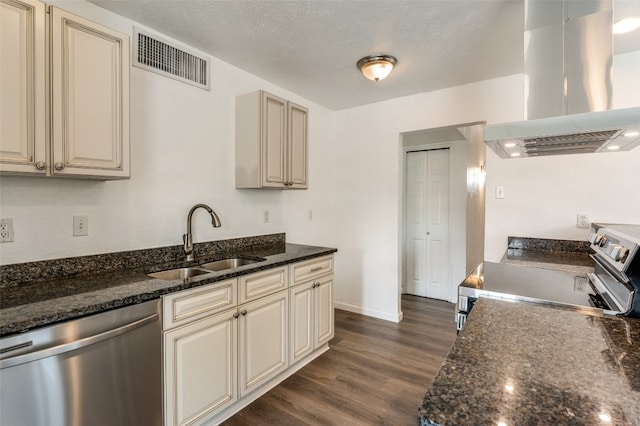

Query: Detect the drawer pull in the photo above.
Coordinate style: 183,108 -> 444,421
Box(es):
310,267 -> 323,273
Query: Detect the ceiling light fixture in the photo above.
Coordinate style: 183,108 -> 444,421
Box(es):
613,17 -> 640,34
357,54 -> 397,82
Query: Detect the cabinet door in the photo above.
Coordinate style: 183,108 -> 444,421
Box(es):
0,0 -> 46,175
287,101 -> 308,189
50,7 -> 129,178
239,290 -> 288,397
261,92 -> 287,187
164,310 -> 237,426
289,282 -> 314,364
315,275 -> 334,347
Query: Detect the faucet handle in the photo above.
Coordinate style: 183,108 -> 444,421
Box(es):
183,233 -> 194,261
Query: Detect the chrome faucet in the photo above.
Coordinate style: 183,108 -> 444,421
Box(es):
183,203 -> 222,262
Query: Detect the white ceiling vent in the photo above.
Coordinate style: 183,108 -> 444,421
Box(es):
133,28 -> 210,90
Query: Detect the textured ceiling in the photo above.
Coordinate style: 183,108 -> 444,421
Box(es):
88,0 -> 639,111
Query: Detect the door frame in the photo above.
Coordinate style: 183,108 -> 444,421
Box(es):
400,142 -> 457,303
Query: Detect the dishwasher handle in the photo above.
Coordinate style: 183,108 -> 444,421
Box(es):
0,313 -> 159,369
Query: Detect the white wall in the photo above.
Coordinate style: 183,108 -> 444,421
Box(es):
460,124 -> 486,273
331,75 -> 523,321
0,0 -> 338,265
484,146 -> 640,262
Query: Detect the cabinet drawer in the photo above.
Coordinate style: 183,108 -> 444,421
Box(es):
290,255 -> 334,286
163,279 -> 237,330
239,266 -> 288,304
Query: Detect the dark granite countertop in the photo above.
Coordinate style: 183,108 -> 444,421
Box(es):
418,298 -> 640,425
501,236 -> 595,274
0,236 -> 336,336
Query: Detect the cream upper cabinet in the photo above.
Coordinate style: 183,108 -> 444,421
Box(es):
50,7 -> 129,178
287,101 -> 308,188
235,90 -> 308,189
0,1 -> 130,179
0,0 -> 46,175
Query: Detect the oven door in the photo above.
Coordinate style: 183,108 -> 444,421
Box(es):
587,256 -> 634,315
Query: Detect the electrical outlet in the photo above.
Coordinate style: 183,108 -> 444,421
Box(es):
263,210 -> 270,224
577,214 -> 590,228
0,218 -> 14,243
73,215 -> 89,236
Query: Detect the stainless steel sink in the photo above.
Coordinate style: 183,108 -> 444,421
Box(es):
198,257 -> 264,272
148,257 -> 265,280
148,267 -> 211,280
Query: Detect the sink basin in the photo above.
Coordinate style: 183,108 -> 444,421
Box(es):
198,257 -> 264,272
148,257 -> 266,280
148,267 -> 211,280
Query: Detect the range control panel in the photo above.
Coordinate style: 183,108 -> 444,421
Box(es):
589,224 -> 640,274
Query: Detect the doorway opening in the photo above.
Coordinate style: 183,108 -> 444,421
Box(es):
399,123 -> 486,314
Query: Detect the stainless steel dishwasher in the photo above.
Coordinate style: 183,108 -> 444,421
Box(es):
0,299 -> 162,426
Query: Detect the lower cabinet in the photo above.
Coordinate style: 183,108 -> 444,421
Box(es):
163,289 -> 289,426
163,255 -> 333,425
290,274 -> 334,365
164,309 -> 238,426
239,290 -> 289,397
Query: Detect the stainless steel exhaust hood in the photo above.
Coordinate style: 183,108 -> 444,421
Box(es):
485,0 -> 640,158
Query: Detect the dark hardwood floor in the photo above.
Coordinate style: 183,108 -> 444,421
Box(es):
222,295 -> 457,426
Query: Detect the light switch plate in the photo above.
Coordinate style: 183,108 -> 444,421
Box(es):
495,186 -> 505,199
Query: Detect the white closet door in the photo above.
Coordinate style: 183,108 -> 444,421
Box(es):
405,149 -> 450,300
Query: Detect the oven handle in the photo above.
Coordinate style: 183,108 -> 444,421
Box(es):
590,254 -> 628,283
0,313 -> 159,369
586,272 -> 625,313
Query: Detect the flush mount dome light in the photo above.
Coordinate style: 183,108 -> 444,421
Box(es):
613,17 -> 640,34
357,54 -> 397,81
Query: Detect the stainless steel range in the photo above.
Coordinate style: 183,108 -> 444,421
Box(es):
587,223 -> 640,317
457,223 -> 640,331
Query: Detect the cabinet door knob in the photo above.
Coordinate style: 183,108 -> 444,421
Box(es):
240,310 -> 247,316
233,312 -> 239,319
35,161 -> 46,170
54,162 -> 65,171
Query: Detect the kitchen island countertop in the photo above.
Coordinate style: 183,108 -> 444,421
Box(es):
0,239 -> 336,336
418,297 -> 640,425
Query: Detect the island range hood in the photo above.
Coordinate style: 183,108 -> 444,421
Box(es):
485,0 -> 640,158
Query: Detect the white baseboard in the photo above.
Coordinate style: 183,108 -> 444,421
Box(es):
334,301 -> 403,323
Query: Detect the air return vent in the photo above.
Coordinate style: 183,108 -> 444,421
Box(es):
133,28 -> 210,90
